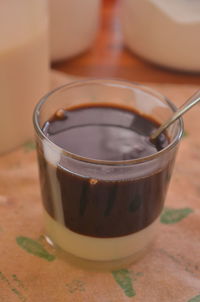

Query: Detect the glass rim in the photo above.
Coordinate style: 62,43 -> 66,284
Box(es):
33,78 -> 184,166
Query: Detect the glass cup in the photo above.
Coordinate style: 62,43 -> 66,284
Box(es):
33,79 -> 183,269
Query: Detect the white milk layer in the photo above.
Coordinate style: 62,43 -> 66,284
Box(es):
44,210 -> 158,261
121,0 -> 200,72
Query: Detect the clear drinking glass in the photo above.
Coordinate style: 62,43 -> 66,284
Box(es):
33,79 -> 183,269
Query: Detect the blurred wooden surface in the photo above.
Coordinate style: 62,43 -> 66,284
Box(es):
53,0 -> 200,85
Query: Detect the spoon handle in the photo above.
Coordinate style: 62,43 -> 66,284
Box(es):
150,90 -> 200,141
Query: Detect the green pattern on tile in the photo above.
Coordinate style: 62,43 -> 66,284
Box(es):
0,272 -> 27,301
23,140 -> 36,152
16,236 -> 56,261
65,280 -> 85,293
183,130 -> 189,138
160,207 -> 193,224
12,274 -> 28,291
112,269 -> 136,297
188,295 -> 200,302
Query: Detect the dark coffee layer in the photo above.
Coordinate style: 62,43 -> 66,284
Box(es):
38,105 -> 172,238
43,105 -> 168,160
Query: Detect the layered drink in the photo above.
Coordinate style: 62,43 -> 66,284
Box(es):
34,80 -> 183,265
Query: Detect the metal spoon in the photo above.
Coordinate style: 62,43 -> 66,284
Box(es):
150,89 -> 200,142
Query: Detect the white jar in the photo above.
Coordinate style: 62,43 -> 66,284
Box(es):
0,0 -> 49,154
49,0 -> 101,62
121,0 -> 200,72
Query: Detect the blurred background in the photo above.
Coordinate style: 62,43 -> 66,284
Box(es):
1,0 -> 200,154
53,0 -> 200,84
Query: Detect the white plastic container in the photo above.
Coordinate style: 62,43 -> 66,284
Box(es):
49,0 -> 101,62
0,0 -> 49,154
121,0 -> 200,72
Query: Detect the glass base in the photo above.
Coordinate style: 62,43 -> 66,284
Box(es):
43,210 -> 158,270
44,234 -> 154,271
